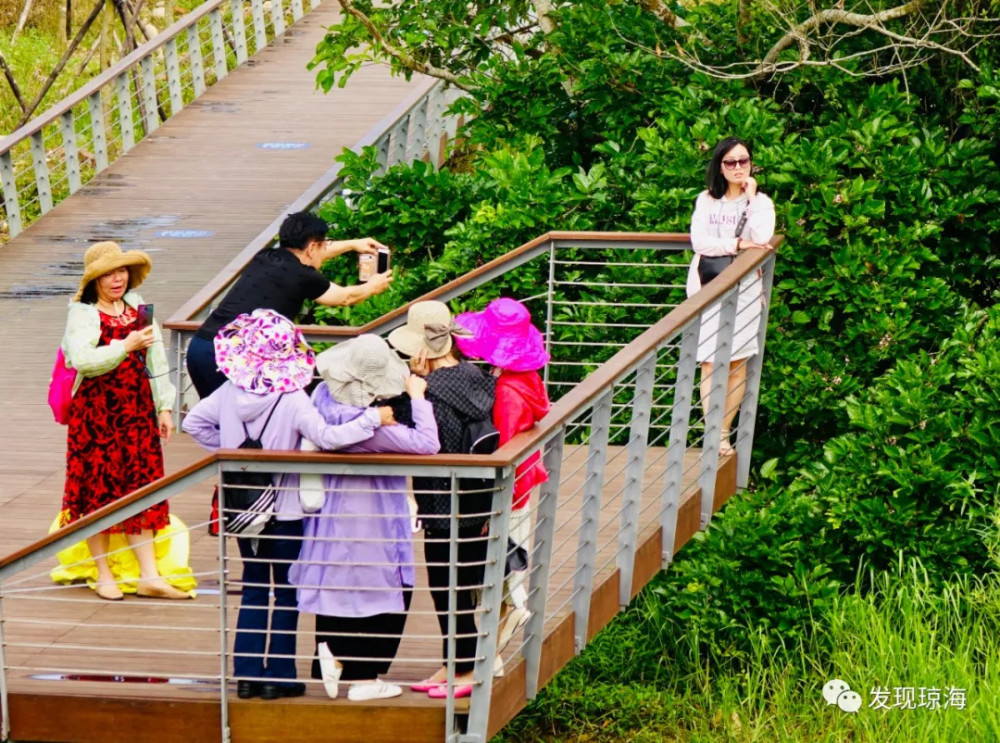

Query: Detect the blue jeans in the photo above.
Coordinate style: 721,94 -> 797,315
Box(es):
186,334 -> 228,399
233,519 -> 303,685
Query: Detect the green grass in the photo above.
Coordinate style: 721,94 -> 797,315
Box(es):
497,565 -> 1000,742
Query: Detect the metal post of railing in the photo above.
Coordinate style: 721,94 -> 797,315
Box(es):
543,240 -> 556,390
116,74 -> 136,151
425,86 -> 443,167
60,111 -> 82,194
571,390 -> 613,653
661,323 -> 698,566
250,0 -> 267,51
0,152 -> 22,237
209,8 -> 229,81
390,115 -> 410,167
0,590 -> 10,741
270,0 -> 285,37
374,132 -> 390,175
617,352 -> 656,607
698,288 -> 738,529
139,56 -> 159,135
87,92 -> 109,171
408,94 -> 428,161
524,429 -> 564,699
165,38 -> 184,114
187,25 -> 207,96
217,463 -> 231,743
29,131 -> 53,214
231,0 -> 249,64
290,0 -> 303,21
444,474 -> 460,741
466,467 -> 516,741
735,253 -> 776,488
173,331 -> 187,427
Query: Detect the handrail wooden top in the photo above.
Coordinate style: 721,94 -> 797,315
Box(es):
164,76 -> 440,327
4,236 -> 781,570
164,231 -> 693,333
0,0 -> 226,155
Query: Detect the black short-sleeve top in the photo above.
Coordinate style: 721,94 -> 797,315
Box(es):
196,247 -> 331,340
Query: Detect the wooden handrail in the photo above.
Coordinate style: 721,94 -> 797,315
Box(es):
165,76 -> 441,327
1,235 -> 780,571
164,231 -> 692,332
0,0 -> 227,156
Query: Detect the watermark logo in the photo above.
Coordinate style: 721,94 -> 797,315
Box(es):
823,679 -> 861,713
825,680 -> 967,712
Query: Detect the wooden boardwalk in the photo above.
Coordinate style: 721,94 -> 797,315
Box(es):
0,0 -> 419,559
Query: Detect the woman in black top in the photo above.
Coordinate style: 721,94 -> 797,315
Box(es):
186,211 -> 393,397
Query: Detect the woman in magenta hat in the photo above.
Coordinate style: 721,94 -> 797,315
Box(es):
455,297 -> 551,654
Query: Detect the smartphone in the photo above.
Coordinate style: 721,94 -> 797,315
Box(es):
377,247 -> 390,274
136,303 -> 154,330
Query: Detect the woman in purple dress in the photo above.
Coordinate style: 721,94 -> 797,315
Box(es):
290,335 -> 439,702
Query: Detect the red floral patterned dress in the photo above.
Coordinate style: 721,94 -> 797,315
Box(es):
61,307 -> 169,534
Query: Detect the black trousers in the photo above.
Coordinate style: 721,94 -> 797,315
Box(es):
423,528 -> 488,674
311,588 -> 413,682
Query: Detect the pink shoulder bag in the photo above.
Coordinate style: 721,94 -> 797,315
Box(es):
48,348 -> 78,425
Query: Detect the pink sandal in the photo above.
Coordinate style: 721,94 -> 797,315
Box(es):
427,684 -> 473,699
411,680 -> 444,693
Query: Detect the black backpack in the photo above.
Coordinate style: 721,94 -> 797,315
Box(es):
458,418 -> 501,528
221,395 -> 284,536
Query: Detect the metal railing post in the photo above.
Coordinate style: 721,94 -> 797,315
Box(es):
735,254 -> 776,488
173,331 -> 187,428
270,0 -> 285,36
165,38 -> 184,114
116,74 -> 136,152
29,131 -> 53,214
60,111 -> 82,194
139,56 -> 159,135
231,0 -> 249,65
390,115 -> 410,167
524,430 -> 564,699
0,152 -> 22,237
187,25 -> 207,96
209,8 -> 229,81
0,589 -> 9,742
374,132 -> 390,175
444,474 -> 460,742
617,352 -> 656,606
661,323 -> 698,566
543,240 -> 556,390
466,467 -> 515,742
290,0 -> 303,21
250,0 -> 267,51
217,463 -> 231,743
572,390 -> 613,653
87,92 -> 109,171
408,95 -> 428,161
425,86 -> 443,167
698,288 -> 738,529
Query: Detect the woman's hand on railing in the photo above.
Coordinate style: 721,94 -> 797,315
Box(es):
737,240 -> 773,252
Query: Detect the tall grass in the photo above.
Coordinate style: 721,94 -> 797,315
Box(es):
498,564 -> 1000,742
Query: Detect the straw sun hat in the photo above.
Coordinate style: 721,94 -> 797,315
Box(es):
74,241 -> 152,301
315,334 -> 409,408
387,300 -> 471,360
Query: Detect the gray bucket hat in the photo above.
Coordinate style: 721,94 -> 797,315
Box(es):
315,334 -> 408,407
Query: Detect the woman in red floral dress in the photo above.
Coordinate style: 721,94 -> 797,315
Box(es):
61,242 -> 190,601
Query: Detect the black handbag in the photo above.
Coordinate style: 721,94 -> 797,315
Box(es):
697,206 -> 750,286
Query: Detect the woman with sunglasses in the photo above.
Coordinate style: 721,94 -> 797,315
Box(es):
688,137 -> 775,455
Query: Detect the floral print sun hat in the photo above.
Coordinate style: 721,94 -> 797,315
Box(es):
214,309 -> 315,395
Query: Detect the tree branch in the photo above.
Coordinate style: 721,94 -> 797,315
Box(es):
0,50 -> 27,112
636,0 -> 688,28
336,0 -> 475,91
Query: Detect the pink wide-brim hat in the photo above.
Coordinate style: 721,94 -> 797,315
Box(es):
214,309 -> 315,395
455,297 -> 550,372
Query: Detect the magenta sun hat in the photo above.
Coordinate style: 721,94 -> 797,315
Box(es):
455,297 -> 550,372
214,309 -> 316,395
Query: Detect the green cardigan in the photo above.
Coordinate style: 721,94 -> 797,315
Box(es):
61,291 -> 176,414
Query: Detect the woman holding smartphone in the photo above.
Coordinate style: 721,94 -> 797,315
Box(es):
688,137 -> 776,455
59,241 -> 192,601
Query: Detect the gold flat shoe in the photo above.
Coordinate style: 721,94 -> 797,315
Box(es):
136,582 -> 192,600
95,584 -> 124,601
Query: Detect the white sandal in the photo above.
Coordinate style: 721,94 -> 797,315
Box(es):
317,642 -> 342,699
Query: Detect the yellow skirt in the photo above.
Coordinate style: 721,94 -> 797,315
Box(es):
48,512 -> 198,597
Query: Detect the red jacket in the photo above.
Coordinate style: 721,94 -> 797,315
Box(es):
494,370 -> 551,509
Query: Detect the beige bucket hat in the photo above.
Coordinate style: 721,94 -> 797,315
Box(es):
316,334 -> 409,407
75,241 -> 152,301
386,300 -> 471,360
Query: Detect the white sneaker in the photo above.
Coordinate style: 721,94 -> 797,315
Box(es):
317,642 -> 342,699
496,606 -> 531,652
347,680 -> 403,702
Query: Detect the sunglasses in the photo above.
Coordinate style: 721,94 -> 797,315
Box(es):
722,157 -> 751,170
